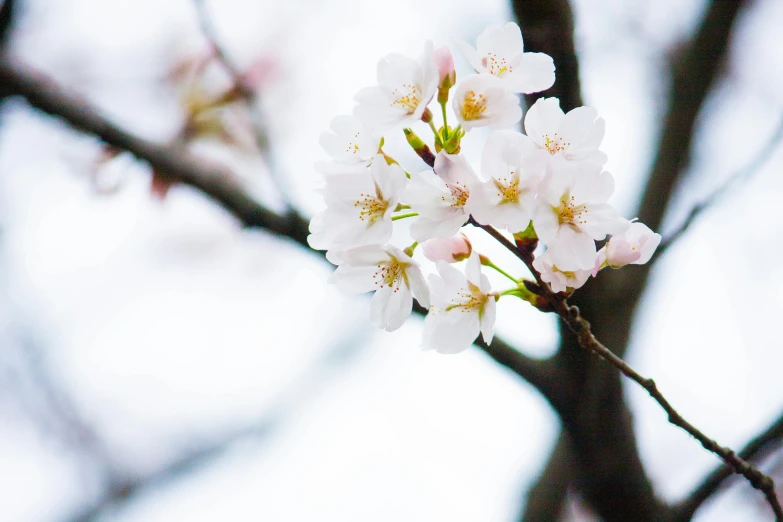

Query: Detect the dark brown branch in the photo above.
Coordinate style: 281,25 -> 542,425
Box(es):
654,112 -> 783,261
520,433 -> 572,522
673,411 -> 783,522
472,223 -> 783,520
512,0 -> 582,112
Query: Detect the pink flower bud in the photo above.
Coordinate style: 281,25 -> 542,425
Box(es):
433,46 -> 456,89
422,234 -> 472,263
604,223 -> 661,269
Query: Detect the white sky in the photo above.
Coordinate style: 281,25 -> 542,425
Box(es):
1,0 -> 783,521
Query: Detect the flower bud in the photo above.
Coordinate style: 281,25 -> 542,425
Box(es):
605,222 -> 661,269
422,234 -> 472,263
434,46 -> 456,105
403,128 -> 436,167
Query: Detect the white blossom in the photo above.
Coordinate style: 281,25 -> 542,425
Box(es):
532,160 -> 628,271
316,115 -> 381,175
329,245 -> 429,332
452,74 -> 522,131
469,130 -> 547,232
354,41 -> 438,131
533,251 -> 592,293
308,155 -> 407,254
594,222 -> 661,274
523,97 -> 607,167
405,151 -> 480,241
458,22 -> 555,94
422,234 -> 472,263
423,252 -> 496,354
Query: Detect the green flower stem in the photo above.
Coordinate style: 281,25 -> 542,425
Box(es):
440,102 -> 449,141
482,258 -> 518,283
404,241 -> 419,257
428,119 -> 439,139
391,212 -> 419,221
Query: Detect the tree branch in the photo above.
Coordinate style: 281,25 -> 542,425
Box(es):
512,0 -> 582,112
472,222 -> 783,520
672,410 -> 783,522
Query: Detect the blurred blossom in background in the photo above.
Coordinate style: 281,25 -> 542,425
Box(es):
1,0 -> 783,521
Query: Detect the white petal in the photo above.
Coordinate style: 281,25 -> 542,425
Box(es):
410,213 -> 466,242
329,265 -> 379,294
480,298 -> 496,344
423,310 -> 480,354
457,40 -> 485,73
406,265 -> 430,308
524,97 -> 564,148
549,226 -> 597,271
559,107 -> 605,162
503,52 -> 555,94
531,201 -> 560,245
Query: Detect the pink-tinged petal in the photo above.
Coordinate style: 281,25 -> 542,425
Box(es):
504,52 -> 555,94
480,297 -> 496,344
524,97 -> 564,148
422,235 -> 472,263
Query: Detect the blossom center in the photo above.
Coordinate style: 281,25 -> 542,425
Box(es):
390,83 -> 421,114
461,90 -> 487,121
556,195 -> 588,227
373,259 -> 407,292
493,173 -> 522,204
440,182 -> 470,207
446,285 -> 486,313
354,184 -> 389,224
543,133 -> 569,155
345,132 -> 362,156
481,53 -> 511,77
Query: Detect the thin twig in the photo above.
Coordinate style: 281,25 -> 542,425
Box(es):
191,0 -> 295,211
672,411 -> 783,521
472,222 -> 783,521
654,112 -> 783,262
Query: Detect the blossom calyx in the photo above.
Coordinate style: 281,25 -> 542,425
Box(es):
403,128 -> 436,167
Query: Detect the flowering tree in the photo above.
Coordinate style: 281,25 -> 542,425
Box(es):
1,0 -> 783,521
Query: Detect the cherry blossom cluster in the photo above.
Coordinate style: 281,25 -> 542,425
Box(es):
308,22 -> 661,353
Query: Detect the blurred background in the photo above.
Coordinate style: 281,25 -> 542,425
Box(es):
0,0 -> 782,520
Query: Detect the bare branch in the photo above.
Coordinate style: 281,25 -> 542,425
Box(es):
672,411 -> 783,522
654,112 -> 783,261
471,221 -> 783,520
